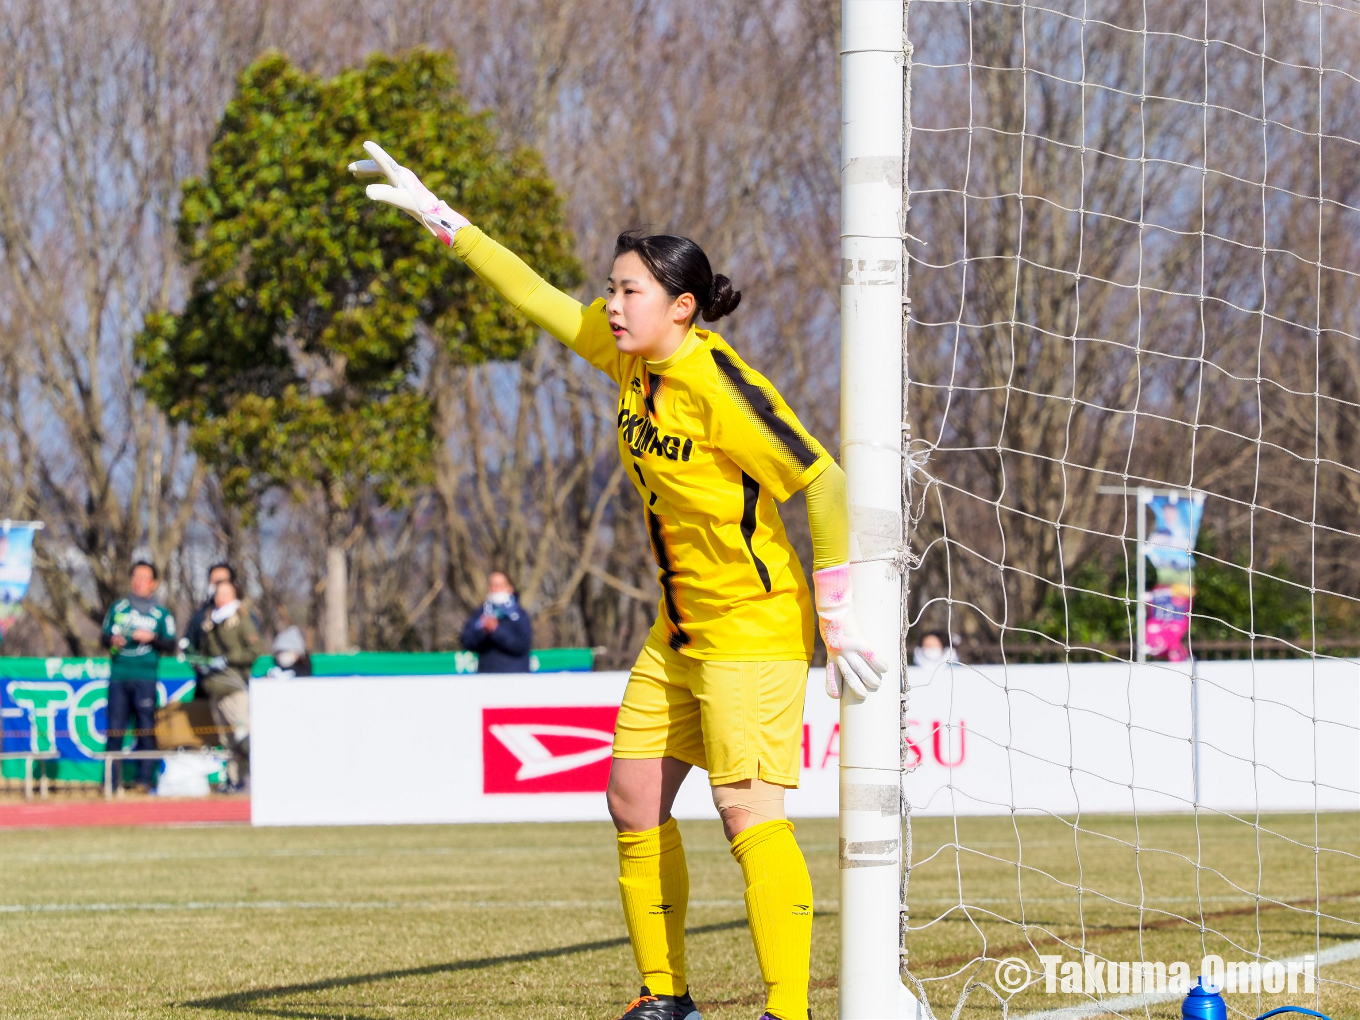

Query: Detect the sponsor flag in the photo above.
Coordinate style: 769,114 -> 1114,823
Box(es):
1143,494 -> 1204,661
0,523 -> 39,642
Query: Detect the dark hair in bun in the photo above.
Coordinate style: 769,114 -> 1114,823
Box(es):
614,229 -> 742,323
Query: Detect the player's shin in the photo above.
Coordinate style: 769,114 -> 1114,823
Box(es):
617,817 -> 690,996
730,820 -> 813,1020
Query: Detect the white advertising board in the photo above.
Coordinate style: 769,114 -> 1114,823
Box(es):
250,660 -> 1358,827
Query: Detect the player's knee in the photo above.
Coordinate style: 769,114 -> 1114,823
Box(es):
605,779 -> 632,832
712,779 -> 787,841
606,773 -> 654,833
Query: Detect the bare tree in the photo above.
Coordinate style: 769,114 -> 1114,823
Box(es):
0,0 -> 849,663
904,0 -> 1360,650
0,0 -> 226,650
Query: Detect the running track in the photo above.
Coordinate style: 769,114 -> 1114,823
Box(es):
0,798 -> 250,829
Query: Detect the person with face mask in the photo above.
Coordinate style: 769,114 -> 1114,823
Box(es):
912,630 -> 958,668
266,626 -> 312,679
460,571 -> 533,674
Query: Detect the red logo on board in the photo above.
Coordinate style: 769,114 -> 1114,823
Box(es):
481,706 -> 619,793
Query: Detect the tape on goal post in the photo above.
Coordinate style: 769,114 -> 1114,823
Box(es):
899,2 -> 1360,1018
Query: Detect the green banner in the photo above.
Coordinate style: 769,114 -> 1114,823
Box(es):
257,647 -> 595,676
0,656 -> 194,681
0,647 -> 593,681
1,647 -> 595,783
0,663 -> 200,783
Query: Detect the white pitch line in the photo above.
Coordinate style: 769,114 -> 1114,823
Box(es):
0,842 -> 835,865
1014,940 -> 1360,1020
0,900 -> 435,913
0,845 -> 602,864
0,897 -> 769,914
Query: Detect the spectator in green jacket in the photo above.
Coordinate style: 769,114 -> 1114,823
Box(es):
100,561 -> 177,791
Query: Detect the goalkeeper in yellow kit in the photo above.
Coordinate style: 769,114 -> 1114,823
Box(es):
351,142 -> 885,1020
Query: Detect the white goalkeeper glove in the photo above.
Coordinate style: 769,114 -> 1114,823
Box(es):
814,563 -> 888,699
348,140 -> 469,246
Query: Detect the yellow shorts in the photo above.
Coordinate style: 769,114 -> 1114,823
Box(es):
612,636 -> 809,787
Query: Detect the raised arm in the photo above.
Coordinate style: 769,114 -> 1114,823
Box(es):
452,226 -> 592,348
350,141 -> 620,377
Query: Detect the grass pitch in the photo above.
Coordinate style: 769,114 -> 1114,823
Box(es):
0,813 -> 1354,1019
0,817 -> 830,1020
907,812 -> 1360,1018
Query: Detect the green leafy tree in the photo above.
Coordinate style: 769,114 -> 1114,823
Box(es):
1021,557 -> 1137,655
1184,534 -> 1333,652
137,50 -> 579,650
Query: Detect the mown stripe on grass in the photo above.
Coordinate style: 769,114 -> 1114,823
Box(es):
0,897 -> 773,913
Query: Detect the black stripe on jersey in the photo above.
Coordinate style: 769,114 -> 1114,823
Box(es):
644,371 -> 664,418
633,463 -> 657,506
740,473 -> 772,593
645,508 -> 690,650
710,348 -> 819,470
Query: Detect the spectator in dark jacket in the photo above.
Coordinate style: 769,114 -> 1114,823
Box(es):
460,572 -> 533,673
184,561 -> 239,655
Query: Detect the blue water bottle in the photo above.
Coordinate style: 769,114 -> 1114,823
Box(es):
1183,977 -> 1332,1020
1182,978 -> 1226,1020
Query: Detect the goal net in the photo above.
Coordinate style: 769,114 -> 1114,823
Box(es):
899,1 -> 1360,1017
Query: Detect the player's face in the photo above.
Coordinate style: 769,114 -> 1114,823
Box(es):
605,252 -> 695,358
130,565 -> 157,599
214,580 -> 238,608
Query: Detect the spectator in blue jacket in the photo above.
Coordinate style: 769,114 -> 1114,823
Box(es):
460,571 -> 533,673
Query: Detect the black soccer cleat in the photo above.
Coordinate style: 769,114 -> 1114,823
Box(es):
614,986 -> 703,1020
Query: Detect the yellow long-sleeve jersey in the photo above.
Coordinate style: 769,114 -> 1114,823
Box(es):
454,226 -> 841,660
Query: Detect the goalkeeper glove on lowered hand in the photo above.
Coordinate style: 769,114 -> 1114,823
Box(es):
814,563 -> 888,699
348,140 -> 469,246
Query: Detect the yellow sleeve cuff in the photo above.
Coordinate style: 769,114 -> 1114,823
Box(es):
804,461 -> 849,571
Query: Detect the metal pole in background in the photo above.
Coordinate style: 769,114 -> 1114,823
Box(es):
1191,655 -> 1201,805
1136,487 -> 1149,662
840,3 -> 921,1017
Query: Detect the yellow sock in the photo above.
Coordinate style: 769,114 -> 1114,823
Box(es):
731,819 -> 813,1020
617,817 -> 688,996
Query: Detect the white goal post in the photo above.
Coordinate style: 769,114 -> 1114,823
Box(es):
839,2 -> 923,1019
